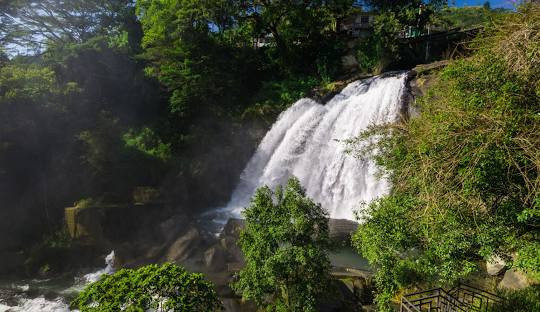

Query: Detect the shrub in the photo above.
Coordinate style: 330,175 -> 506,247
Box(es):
71,263 -> 222,311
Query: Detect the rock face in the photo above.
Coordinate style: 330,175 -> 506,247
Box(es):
498,269 -> 532,290
486,256 -> 507,276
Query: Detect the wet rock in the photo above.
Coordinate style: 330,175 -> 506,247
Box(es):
164,227 -> 202,262
498,269 -> 531,290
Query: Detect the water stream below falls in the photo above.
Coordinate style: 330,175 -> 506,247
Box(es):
217,72 -> 407,221
0,251 -> 114,312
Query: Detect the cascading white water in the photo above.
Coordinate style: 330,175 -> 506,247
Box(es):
221,73 -> 407,221
0,251 -> 115,312
82,250 -> 115,284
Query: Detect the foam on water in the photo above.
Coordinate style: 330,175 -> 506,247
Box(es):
82,250 -> 115,284
0,251 -> 114,312
221,73 -> 407,220
0,297 -> 70,312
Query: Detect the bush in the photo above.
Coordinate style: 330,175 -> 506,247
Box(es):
71,263 -> 222,311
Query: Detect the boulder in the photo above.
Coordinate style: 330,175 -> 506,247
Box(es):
498,269 -> 531,290
164,227 -> 202,262
486,255 -> 507,276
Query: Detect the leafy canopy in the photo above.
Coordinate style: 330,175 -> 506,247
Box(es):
233,177 -> 332,312
71,262 -> 222,312
0,0 -> 137,54
136,0 -> 353,118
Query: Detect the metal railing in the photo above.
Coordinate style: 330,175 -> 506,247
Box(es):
448,284 -> 502,312
402,288 -> 468,312
401,284 -> 503,312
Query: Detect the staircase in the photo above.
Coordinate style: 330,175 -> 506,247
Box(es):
400,284 -> 503,312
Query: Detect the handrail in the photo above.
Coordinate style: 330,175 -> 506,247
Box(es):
448,283 -> 503,312
404,287 -> 444,298
401,284 -> 503,312
454,283 -> 502,301
401,296 -> 422,312
438,288 -> 469,312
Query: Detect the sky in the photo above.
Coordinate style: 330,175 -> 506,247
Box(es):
453,0 -> 518,9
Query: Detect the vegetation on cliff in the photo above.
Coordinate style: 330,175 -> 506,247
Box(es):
350,4 -> 539,310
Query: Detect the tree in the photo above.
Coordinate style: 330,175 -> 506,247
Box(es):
233,0 -> 353,68
0,60 -> 72,247
0,0 -> 138,54
0,1 -> 165,251
136,0 -> 260,119
350,5 -> 540,311
136,0 -> 354,120
355,0 -> 446,70
233,177 -> 332,312
71,263 -> 222,311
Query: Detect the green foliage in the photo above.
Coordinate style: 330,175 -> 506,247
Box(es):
243,75 -> 320,119
492,286 -> 540,312
355,33 -> 387,74
0,0 -> 138,54
71,263 -> 222,312
432,6 -> 508,30
136,0 -> 352,119
0,63 -> 59,101
136,0 -> 259,118
0,7 -> 166,248
123,127 -> 172,161
43,229 -> 72,249
350,5 -> 540,311
233,177 -> 332,312
352,0 -> 447,73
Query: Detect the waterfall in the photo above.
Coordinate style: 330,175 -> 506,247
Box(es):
221,73 -> 408,221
